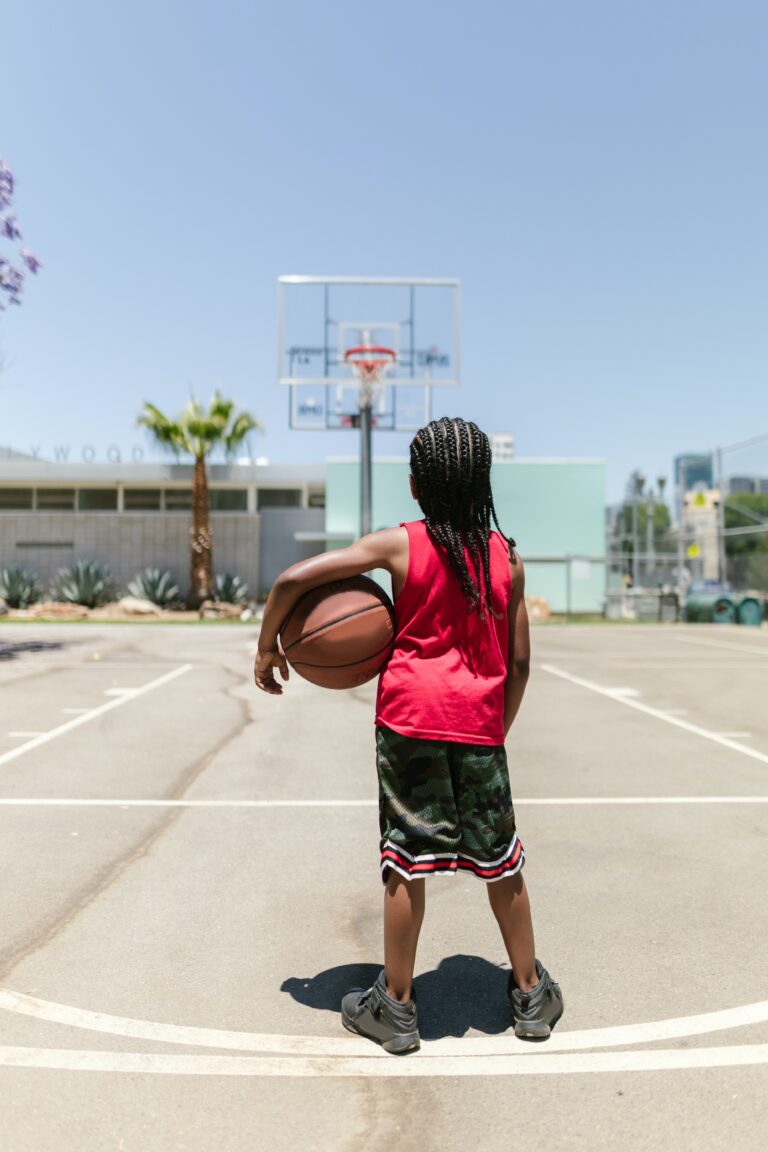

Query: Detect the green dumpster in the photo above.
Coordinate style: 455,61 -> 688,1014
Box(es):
684,594 -> 737,623
736,596 -> 763,627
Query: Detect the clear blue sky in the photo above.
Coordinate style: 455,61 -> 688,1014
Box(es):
3,0 -> 768,503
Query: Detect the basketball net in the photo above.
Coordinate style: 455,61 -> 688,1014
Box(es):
344,345 -> 397,409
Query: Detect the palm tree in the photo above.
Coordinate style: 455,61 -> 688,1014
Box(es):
138,392 -> 261,605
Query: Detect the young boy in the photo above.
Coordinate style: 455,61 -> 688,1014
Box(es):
254,417 -> 562,1054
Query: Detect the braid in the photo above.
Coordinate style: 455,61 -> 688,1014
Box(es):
409,417 -> 516,617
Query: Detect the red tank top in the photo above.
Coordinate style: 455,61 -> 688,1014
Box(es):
375,520 -> 512,745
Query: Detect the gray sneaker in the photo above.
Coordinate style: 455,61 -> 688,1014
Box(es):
341,970 -> 420,1055
508,960 -> 563,1040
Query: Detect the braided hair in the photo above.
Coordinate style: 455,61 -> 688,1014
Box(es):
409,417 -> 515,617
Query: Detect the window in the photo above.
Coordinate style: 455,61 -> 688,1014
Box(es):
308,491 -> 326,509
36,488 -> 76,511
124,488 -> 162,511
78,489 -> 118,511
164,489 -> 193,511
210,489 -> 248,512
257,488 -> 302,510
0,488 -> 34,510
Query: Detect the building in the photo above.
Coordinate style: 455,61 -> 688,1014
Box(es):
673,452 -> 713,523
0,453 -> 607,611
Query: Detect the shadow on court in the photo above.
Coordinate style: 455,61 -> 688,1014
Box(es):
282,954 -> 512,1039
0,639 -> 65,661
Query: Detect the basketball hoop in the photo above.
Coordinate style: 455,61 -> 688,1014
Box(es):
344,344 -> 397,399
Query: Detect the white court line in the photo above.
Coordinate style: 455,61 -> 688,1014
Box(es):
541,664 -> 768,767
677,636 -> 768,656
2,987 -> 768,1057
715,732 -> 752,739
0,665 -> 193,768
103,688 -> 138,697
1,796 -> 768,808
1,1044 -> 768,1077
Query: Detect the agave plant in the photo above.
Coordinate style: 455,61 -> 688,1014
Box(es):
127,567 -> 180,607
0,565 -> 42,608
50,560 -> 117,608
213,572 -> 249,604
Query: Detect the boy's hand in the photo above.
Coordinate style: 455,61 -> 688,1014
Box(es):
254,647 -> 289,695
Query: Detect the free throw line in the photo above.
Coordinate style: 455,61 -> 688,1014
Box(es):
0,797 -> 768,808
0,1043 -> 768,1077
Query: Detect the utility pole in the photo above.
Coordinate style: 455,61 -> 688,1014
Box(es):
716,446 -> 727,586
630,470 -> 645,587
646,486 -> 656,583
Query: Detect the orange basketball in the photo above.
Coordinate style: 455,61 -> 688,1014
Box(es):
280,576 -> 395,689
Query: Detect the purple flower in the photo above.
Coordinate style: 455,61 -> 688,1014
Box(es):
1,214 -> 22,242
0,162 -> 13,211
0,160 -> 42,307
21,249 -> 41,274
0,260 -> 24,307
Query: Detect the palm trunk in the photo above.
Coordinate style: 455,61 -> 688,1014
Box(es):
189,455 -> 213,606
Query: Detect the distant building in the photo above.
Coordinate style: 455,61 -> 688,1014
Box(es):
727,475 -> 768,496
674,452 -> 713,523
0,452 -> 607,611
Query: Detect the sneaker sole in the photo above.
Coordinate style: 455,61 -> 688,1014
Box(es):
513,1002 -> 564,1041
342,1013 -> 420,1055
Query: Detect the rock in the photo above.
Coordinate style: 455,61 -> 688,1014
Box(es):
198,600 -> 244,619
525,596 -> 551,623
117,596 -> 162,616
28,601 -> 91,620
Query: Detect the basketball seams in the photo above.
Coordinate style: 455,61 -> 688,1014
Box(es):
281,600 -> 393,654
289,636 -> 395,671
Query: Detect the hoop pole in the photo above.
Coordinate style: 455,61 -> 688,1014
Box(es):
360,397 -> 373,536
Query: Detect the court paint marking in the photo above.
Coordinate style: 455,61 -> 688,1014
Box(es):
1,797 -> 768,809
540,662 -> 768,669
1,1043 -> 768,1077
676,636 -> 768,656
0,665 -> 193,768
2,986 -> 768,1060
103,688 -> 138,697
541,664 -> 768,767
714,732 -> 752,739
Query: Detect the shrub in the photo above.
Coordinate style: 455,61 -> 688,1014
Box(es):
213,572 -> 249,604
0,565 -> 42,608
127,567 -> 180,607
50,560 -> 117,608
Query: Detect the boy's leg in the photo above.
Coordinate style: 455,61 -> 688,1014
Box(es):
383,872 -> 425,1003
486,872 -> 538,991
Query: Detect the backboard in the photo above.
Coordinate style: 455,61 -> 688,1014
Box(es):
277,276 -> 460,431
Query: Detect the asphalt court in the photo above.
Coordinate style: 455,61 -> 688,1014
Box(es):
0,621 -> 766,1151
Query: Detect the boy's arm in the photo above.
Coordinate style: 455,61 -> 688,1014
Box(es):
503,551 -> 531,736
254,527 -> 405,694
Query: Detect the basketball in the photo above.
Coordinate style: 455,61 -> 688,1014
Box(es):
279,576 -> 395,689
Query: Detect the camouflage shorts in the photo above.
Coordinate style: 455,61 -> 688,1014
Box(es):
376,725 -> 525,884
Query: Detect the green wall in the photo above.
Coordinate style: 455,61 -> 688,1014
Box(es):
326,457 -> 606,613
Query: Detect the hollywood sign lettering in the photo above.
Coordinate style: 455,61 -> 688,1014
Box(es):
2,445 -> 147,463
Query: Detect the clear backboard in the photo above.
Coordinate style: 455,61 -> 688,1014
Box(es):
277,276 -> 460,431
